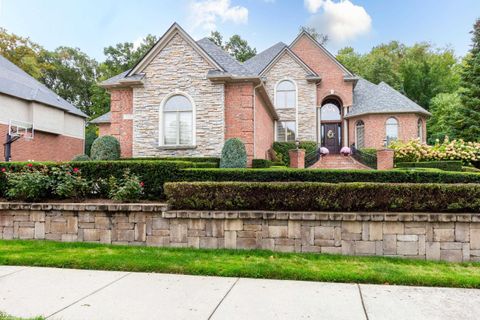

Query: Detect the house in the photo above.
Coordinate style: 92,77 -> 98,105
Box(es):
0,54 -> 86,162
92,23 -> 430,163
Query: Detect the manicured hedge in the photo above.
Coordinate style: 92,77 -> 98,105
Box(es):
273,141 -> 317,166
165,181 -> 480,212
396,161 -> 463,172
120,157 -> 220,167
252,159 -> 272,168
179,168 -> 480,184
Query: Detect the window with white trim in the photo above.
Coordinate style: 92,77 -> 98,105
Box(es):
275,80 -> 296,109
276,121 -> 296,142
385,117 -> 398,145
162,94 -> 193,145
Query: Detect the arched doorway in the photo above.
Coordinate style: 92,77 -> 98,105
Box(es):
319,97 -> 342,153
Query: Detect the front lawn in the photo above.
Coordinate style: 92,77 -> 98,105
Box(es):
1,240 -> 480,288
0,312 -> 43,320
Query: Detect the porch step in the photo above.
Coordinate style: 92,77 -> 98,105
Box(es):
310,154 -> 370,170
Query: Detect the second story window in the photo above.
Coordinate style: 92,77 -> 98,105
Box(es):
275,80 -> 296,109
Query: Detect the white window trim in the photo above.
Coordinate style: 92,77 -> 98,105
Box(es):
274,78 -> 298,110
158,91 -> 196,147
385,117 -> 399,143
355,120 -> 365,148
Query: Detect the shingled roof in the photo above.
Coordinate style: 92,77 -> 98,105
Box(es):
242,42 -> 287,75
0,54 -> 86,118
347,78 -> 431,118
89,111 -> 111,124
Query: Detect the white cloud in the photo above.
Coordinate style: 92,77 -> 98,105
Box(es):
305,0 -> 372,44
189,0 -> 248,32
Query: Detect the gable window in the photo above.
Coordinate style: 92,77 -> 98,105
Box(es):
276,121 -> 296,142
275,80 -> 296,109
385,117 -> 398,145
162,94 -> 193,146
355,120 -> 365,149
418,118 -> 423,142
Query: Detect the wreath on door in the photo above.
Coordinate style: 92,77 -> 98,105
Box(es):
327,130 -> 335,139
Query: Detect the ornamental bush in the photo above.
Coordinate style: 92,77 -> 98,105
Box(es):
50,166 -> 89,200
90,136 -> 121,160
220,138 -> 247,168
108,170 -> 144,202
72,154 -> 90,161
165,181 -> 480,212
252,159 -> 272,168
5,169 -> 51,201
273,141 -> 317,166
396,161 -> 463,172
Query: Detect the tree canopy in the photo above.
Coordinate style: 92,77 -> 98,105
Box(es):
208,31 -> 256,62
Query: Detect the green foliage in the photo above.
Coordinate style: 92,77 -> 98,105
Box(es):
273,141 -> 317,166
84,125 -> 98,156
165,182 -> 480,212
108,170 -> 144,202
90,136 -> 121,160
72,154 -> 90,161
208,31 -> 256,62
49,166 -> 89,200
220,138 -> 247,168
299,26 -> 328,44
5,167 -> 51,201
427,92 -> 462,143
396,161 -> 463,172
252,159 -> 272,168
122,157 -> 220,167
455,19 -> 480,142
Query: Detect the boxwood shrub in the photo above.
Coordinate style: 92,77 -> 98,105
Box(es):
396,161 -> 463,172
165,181 -> 480,212
121,157 -> 220,167
252,159 -> 272,168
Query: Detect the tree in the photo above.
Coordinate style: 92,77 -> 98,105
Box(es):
299,26 -> 328,45
207,31 -> 256,62
455,19 -> 480,141
427,92 -> 462,143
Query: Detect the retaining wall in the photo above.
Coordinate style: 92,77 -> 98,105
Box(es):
1,203 -> 479,262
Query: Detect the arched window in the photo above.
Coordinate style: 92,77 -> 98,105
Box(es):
275,80 -> 296,109
385,117 -> 398,145
418,118 -> 423,142
355,120 -> 365,149
162,94 -> 193,146
321,103 -> 341,121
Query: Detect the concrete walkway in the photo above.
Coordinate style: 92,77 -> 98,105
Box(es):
1,266 -> 480,320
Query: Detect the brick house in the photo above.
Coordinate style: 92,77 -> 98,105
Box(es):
0,55 -> 86,162
93,23 -> 430,163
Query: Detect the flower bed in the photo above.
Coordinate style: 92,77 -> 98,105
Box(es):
165,181 -> 480,212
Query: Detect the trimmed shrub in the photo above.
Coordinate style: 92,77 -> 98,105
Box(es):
72,154 -> 90,161
273,141 -> 317,166
90,136 -> 121,160
464,166 -> 480,173
252,159 -> 272,168
396,161 -> 463,172
179,168 -> 480,184
122,157 -> 220,167
5,170 -> 51,201
108,170 -> 144,202
220,138 -> 247,168
165,181 -> 480,212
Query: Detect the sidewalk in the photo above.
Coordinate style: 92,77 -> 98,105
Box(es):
1,266 -> 479,320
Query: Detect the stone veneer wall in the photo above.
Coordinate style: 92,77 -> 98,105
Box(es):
263,52 -> 317,141
132,33 -> 224,157
1,203 -> 480,262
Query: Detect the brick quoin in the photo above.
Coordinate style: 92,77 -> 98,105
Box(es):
109,88 -> 133,158
348,114 -> 427,149
0,124 -> 83,162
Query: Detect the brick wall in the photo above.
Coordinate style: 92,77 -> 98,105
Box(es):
0,124 -> 83,162
254,91 -> 274,159
98,123 -> 111,137
1,203 -> 479,262
225,82 -> 255,164
348,114 -> 428,149
109,89 -> 133,158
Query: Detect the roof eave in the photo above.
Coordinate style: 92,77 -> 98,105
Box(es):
345,110 -> 432,119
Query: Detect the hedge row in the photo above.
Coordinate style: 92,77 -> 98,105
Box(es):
396,161 -> 463,172
252,159 -> 272,168
120,157 -> 220,167
165,181 -> 480,212
180,168 -> 480,184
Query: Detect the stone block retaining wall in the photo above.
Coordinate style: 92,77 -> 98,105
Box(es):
1,203 -> 479,262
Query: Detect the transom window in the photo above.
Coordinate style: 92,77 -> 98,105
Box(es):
385,117 -> 399,145
275,80 -> 296,109
321,103 -> 341,121
276,121 -> 296,142
162,94 -> 193,146
356,120 -> 365,149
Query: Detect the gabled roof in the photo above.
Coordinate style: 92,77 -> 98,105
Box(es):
346,78 -> 431,118
0,54 -> 87,118
196,38 -> 251,76
90,111 -> 111,124
290,30 -> 355,77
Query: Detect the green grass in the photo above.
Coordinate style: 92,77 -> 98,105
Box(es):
1,240 -> 480,288
0,312 -> 43,320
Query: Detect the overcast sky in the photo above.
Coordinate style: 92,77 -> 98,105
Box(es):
1,0 -> 479,61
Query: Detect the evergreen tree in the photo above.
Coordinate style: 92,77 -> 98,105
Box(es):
456,19 -> 480,141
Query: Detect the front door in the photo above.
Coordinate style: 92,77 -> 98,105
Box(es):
322,123 -> 341,153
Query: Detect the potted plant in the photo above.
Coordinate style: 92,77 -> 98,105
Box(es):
340,147 -> 352,156
319,147 -> 329,156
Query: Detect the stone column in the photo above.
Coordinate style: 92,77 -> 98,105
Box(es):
289,149 -> 306,169
377,149 -> 394,170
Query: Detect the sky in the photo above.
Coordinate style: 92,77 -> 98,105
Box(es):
0,0 -> 479,61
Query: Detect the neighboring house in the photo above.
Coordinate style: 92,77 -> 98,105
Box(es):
0,54 -> 86,162
93,23 -> 430,163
